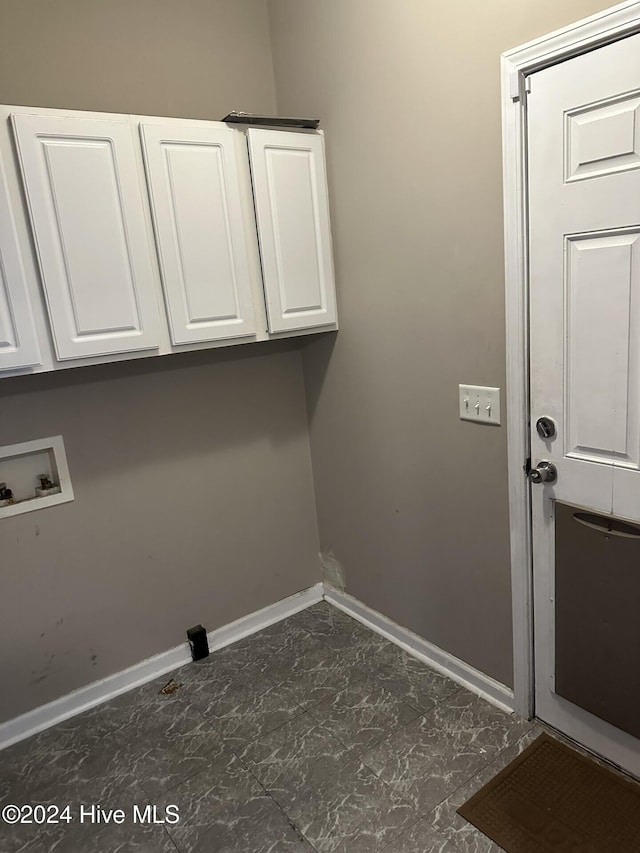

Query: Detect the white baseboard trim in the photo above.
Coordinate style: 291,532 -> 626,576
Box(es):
322,585 -> 515,713
0,582 -> 324,751
1,580 -> 515,751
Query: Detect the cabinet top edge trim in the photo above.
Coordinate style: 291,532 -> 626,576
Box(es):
1,105 -> 325,137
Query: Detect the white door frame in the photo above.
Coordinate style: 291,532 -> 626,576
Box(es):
502,0 -> 640,720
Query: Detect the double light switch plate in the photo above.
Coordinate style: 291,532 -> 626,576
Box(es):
459,385 -> 501,425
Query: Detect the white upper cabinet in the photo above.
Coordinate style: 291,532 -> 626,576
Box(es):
0,107 -> 339,377
140,121 -> 256,345
247,129 -> 337,334
11,112 -> 161,360
0,151 -> 40,371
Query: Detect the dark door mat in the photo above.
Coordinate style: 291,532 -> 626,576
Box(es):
456,732 -> 640,853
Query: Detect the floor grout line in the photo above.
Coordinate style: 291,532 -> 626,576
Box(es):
241,752 -> 321,852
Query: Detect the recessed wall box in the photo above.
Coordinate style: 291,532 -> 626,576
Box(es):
0,435 -> 73,519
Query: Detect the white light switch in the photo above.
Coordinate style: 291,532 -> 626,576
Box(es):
459,385 -> 501,425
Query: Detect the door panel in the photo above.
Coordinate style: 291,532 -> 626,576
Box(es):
566,93 -> 640,182
12,112 -> 161,360
247,129 -> 337,333
0,151 -> 40,370
528,32 -> 640,777
565,230 -> 640,467
140,122 -> 256,345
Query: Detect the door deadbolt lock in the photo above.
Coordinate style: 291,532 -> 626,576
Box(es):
536,416 -> 556,440
528,460 -> 557,484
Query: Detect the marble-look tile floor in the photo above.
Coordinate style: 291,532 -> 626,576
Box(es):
1,602 -> 541,852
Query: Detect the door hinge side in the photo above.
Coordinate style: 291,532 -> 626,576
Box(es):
509,70 -> 521,101
510,72 -> 532,102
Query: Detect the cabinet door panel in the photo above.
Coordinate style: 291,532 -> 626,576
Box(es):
247,129 -> 337,333
140,123 -> 255,344
0,152 -> 40,370
12,113 -> 161,360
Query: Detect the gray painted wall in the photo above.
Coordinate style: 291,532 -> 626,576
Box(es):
268,0 -> 611,687
0,0 -> 320,723
0,0 -> 618,723
0,0 -> 277,119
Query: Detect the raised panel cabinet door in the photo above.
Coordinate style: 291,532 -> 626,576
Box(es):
11,112 -> 161,360
247,129 -> 337,333
140,122 -> 256,345
0,150 -> 40,370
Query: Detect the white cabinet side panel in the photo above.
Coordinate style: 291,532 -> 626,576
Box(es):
248,129 -> 337,333
0,151 -> 40,370
140,123 -> 256,345
12,112 -> 161,360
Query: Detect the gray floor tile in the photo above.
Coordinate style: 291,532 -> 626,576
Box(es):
100,680 -> 230,779
209,628 -> 359,699
138,699 -> 216,753
126,708 -> 228,768
174,657 -> 260,703
270,751 -> 418,853
57,703 -> 221,801
254,723 -> 353,806
177,671 -> 265,729
351,642 -> 462,713
179,617 -> 312,694
338,632 -> 404,672
2,741 -> 96,796
19,707 -> 110,755
383,818 -> 462,852
425,689 -> 534,755
280,637 -> 368,709
239,712 -> 349,789
133,743 -> 218,800
0,823 -> 48,853
0,776 -> 167,853
307,675 -> 422,753
243,710 -> 420,852
169,796 -> 311,852
46,734 -> 144,789
177,640 -> 274,694
0,711 -> 110,797
190,679 -> 305,752
0,604 -> 540,853
428,726 -> 544,853
179,634 -> 322,737
361,689 -> 532,813
250,615 -> 315,656
361,716 -> 490,815
100,680 -> 209,748
293,602 -> 355,638
34,767 -> 147,810
0,726 -> 146,828
0,760 -> 26,803
157,753 -> 264,828
295,603 -> 392,659
100,679 -> 175,731
42,820 -> 178,853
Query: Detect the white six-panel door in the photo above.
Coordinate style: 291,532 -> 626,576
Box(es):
247,129 -> 337,333
0,150 -> 40,370
140,122 -> 256,345
12,112 -> 161,360
528,32 -> 640,776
